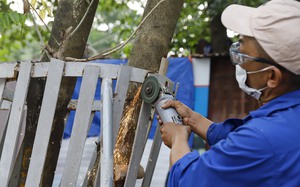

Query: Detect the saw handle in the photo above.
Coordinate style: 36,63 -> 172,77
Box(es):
155,96 -> 183,125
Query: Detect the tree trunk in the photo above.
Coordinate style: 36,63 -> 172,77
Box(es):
113,0 -> 184,185
17,0 -> 99,186
210,14 -> 230,55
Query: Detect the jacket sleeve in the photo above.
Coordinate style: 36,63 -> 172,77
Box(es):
206,118 -> 244,146
168,125 -> 275,187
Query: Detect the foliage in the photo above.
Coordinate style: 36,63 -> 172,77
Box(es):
0,0 -> 269,61
0,0 -> 53,61
171,0 -> 268,56
204,0 -> 268,17
0,12 -> 26,33
0,1 -> 27,33
90,0 -> 268,57
88,0 -> 142,58
170,0 -> 211,56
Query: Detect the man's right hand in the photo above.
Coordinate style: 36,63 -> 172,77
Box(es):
160,100 -> 193,125
158,100 -> 213,141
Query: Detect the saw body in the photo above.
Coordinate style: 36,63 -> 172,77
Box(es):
141,74 -> 182,125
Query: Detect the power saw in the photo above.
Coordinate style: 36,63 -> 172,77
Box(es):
141,74 -> 183,124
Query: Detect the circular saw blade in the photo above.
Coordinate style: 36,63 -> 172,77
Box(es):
141,76 -> 161,103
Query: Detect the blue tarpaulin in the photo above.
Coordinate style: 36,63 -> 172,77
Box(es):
64,57 -> 194,142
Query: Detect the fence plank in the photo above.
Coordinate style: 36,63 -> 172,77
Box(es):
80,112 -> 99,187
81,135 -> 100,186
124,102 -> 152,187
0,79 -> 7,152
60,65 -> 100,187
0,62 -> 18,78
3,87 -> 14,102
112,64 -> 132,146
0,61 -> 149,84
142,126 -> 163,187
32,62 -> 148,83
0,62 -> 32,186
0,79 -> 5,106
25,59 -> 65,186
142,57 -> 169,187
0,103 -> 11,158
67,99 -> 102,111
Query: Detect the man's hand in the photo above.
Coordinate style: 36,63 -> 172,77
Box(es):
158,100 -> 213,141
159,122 -> 191,148
160,100 -> 193,126
159,122 -> 192,166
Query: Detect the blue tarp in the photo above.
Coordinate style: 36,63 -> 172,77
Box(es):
64,57 -> 194,142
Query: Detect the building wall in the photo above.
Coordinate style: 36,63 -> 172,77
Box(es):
208,56 -> 259,122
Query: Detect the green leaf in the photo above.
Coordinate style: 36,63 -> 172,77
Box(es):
41,0 -> 53,17
40,8 -> 46,20
19,14 -> 27,25
8,12 -> 20,24
2,13 -> 11,28
31,0 -> 37,8
0,11 -> 26,32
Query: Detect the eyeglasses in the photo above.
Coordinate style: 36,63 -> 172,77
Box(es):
229,42 -> 278,66
229,42 -> 294,74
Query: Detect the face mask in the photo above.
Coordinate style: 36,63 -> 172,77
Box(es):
235,65 -> 273,100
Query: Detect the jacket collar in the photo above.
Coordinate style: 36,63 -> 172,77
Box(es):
246,89 -> 300,119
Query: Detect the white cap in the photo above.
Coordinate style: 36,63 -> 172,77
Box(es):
221,0 -> 300,75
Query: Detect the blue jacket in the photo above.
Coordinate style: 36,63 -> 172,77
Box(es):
168,89 -> 300,187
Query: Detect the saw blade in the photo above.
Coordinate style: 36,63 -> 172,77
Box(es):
141,76 -> 161,103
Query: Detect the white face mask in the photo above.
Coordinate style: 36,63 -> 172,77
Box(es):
235,65 -> 273,100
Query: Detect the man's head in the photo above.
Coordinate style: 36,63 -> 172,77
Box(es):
221,0 -> 300,103
222,0 -> 300,74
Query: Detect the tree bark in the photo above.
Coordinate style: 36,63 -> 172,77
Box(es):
113,0 -> 184,185
210,14 -> 230,55
17,0 -> 99,186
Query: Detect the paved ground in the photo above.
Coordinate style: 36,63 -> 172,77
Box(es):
53,137 -> 170,187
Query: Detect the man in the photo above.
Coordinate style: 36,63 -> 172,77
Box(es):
159,0 -> 300,186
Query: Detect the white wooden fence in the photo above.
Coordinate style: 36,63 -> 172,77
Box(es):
0,59 -> 165,187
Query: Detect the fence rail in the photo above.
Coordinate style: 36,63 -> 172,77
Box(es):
0,58 -> 166,187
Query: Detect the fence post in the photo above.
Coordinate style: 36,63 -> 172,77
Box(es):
0,62 -> 32,186
100,77 -> 114,187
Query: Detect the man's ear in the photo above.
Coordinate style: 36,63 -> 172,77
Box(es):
267,67 -> 282,88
